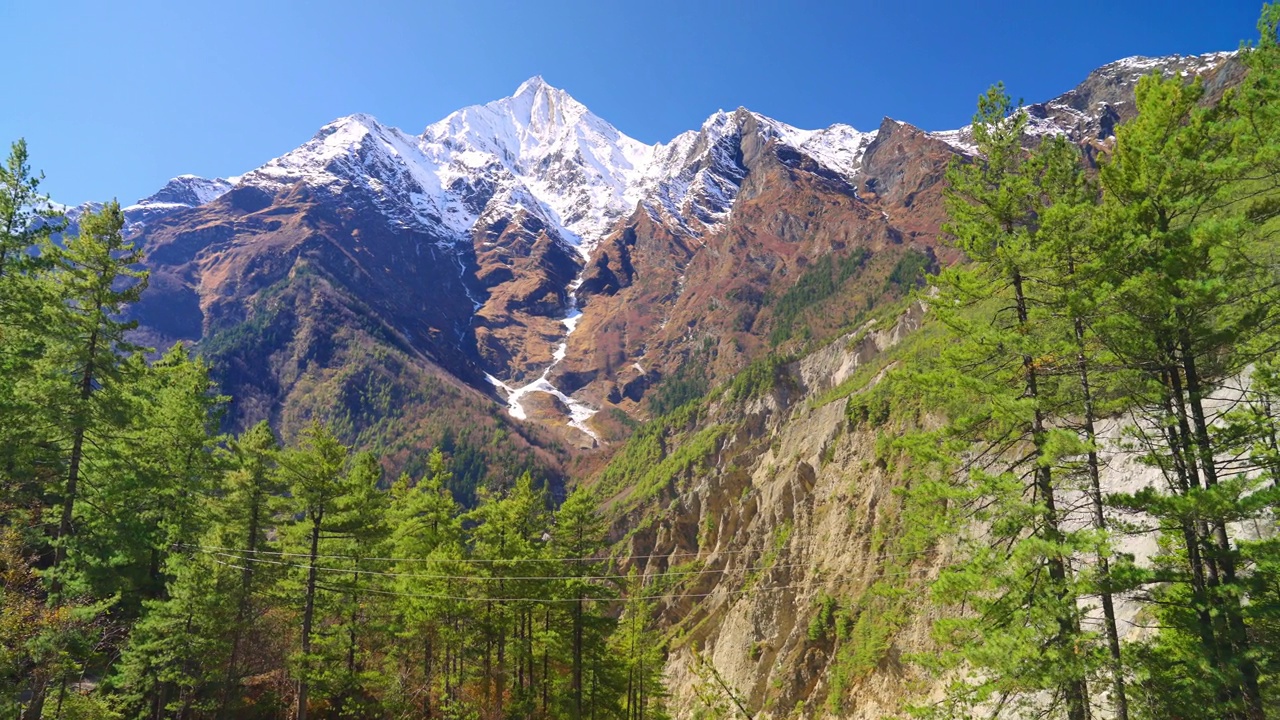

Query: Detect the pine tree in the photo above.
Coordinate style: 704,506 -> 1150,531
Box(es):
215,420 -> 282,720
550,487 -> 611,720
109,550 -> 236,720
1035,134 -> 1131,720
39,201 -> 148,598
317,450 -> 391,718
467,472 -> 550,718
1093,64 -> 1280,719
0,139 -> 62,510
613,572 -> 668,720
72,346 -> 226,608
908,85 -> 1096,719
385,449 -> 467,716
0,139 -> 56,283
277,421 -> 349,720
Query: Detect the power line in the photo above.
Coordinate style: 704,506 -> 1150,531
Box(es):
312,580 -> 807,604
191,546 -> 943,584
178,542 -> 754,565
208,556 -> 959,604
179,542 -> 942,568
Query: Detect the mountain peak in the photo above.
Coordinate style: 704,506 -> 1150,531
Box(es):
131,175 -> 233,209
323,112 -> 385,133
424,75 -> 594,148
1099,49 -> 1237,77
512,74 -> 551,97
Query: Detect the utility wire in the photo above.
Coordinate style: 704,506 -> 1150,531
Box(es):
193,547 -> 941,583
208,556 -> 961,604
179,542 -> 755,565
178,542 -> 942,568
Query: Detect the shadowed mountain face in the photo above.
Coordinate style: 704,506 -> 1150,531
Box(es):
105,51 -> 1239,461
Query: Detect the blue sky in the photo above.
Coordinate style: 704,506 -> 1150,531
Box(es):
2,0 -> 1265,205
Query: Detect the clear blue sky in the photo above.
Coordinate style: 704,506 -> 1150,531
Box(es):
2,0 -> 1265,205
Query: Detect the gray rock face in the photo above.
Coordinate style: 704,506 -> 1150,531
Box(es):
930,51 -> 1239,154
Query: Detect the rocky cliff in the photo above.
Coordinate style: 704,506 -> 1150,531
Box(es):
592,302 -> 947,718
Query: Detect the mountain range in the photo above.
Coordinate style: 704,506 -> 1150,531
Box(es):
41,47 -> 1258,717
76,50 -> 1242,480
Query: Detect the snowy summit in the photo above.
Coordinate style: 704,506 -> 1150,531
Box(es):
213,76 -> 880,256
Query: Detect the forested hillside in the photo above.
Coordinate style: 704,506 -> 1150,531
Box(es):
0,169 -> 667,717
577,8 -> 1280,718
5,6 -> 1280,720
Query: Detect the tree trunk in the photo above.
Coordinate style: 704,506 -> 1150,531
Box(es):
18,672 -> 48,720
573,597 -> 584,719
626,624 -> 636,720
1012,271 -> 1089,720
1262,394 -> 1280,489
218,484 -> 263,720
296,513 -> 322,720
542,607 -> 550,717
484,601 -> 493,717
51,328 -> 99,598
1072,317 -> 1129,720
516,607 -> 525,696
424,631 -> 435,718
497,598 -> 506,718
590,658 -> 598,720
1180,342 -> 1266,720
333,570 -> 359,719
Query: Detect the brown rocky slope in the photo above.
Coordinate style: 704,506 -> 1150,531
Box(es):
111,51 -> 1239,489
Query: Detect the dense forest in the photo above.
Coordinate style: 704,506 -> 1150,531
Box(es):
6,5 -> 1280,720
0,160 -> 667,717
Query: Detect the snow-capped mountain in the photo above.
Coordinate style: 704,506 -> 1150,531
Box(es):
216,76 -> 879,258
108,76 -> 888,443
106,51 -> 1238,449
638,109 -> 876,232
122,175 -> 235,226
57,174 -> 235,239
929,51 -> 1242,155
97,49 -> 1241,256
421,75 -> 655,248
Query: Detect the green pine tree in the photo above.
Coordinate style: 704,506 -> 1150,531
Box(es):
39,201 -> 148,599
384,449 -> 468,716
0,139 -> 62,508
907,85 -> 1097,720
277,421 -> 349,720
215,420 -> 282,720
1092,46 -> 1280,720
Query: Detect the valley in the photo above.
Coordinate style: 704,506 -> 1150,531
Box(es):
6,21 -> 1280,719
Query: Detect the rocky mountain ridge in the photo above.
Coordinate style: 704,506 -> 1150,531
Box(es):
75,50 -> 1240,465
48,47 -> 1254,719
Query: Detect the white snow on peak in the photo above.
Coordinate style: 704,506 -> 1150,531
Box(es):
513,75 -> 549,96
126,174 -> 233,210
420,76 -> 655,252
53,174 -> 234,239
110,175 -> 236,229
1107,55 -> 1169,75
930,50 -> 1238,155
221,78 -> 878,255
928,112 -> 1066,157
635,108 -> 875,231
239,113 -> 476,237
636,111 -> 746,231
1105,50 -> 1237,81
189,180 -> 232,205
929,127 -> 979,156
778,121 -> 878,178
